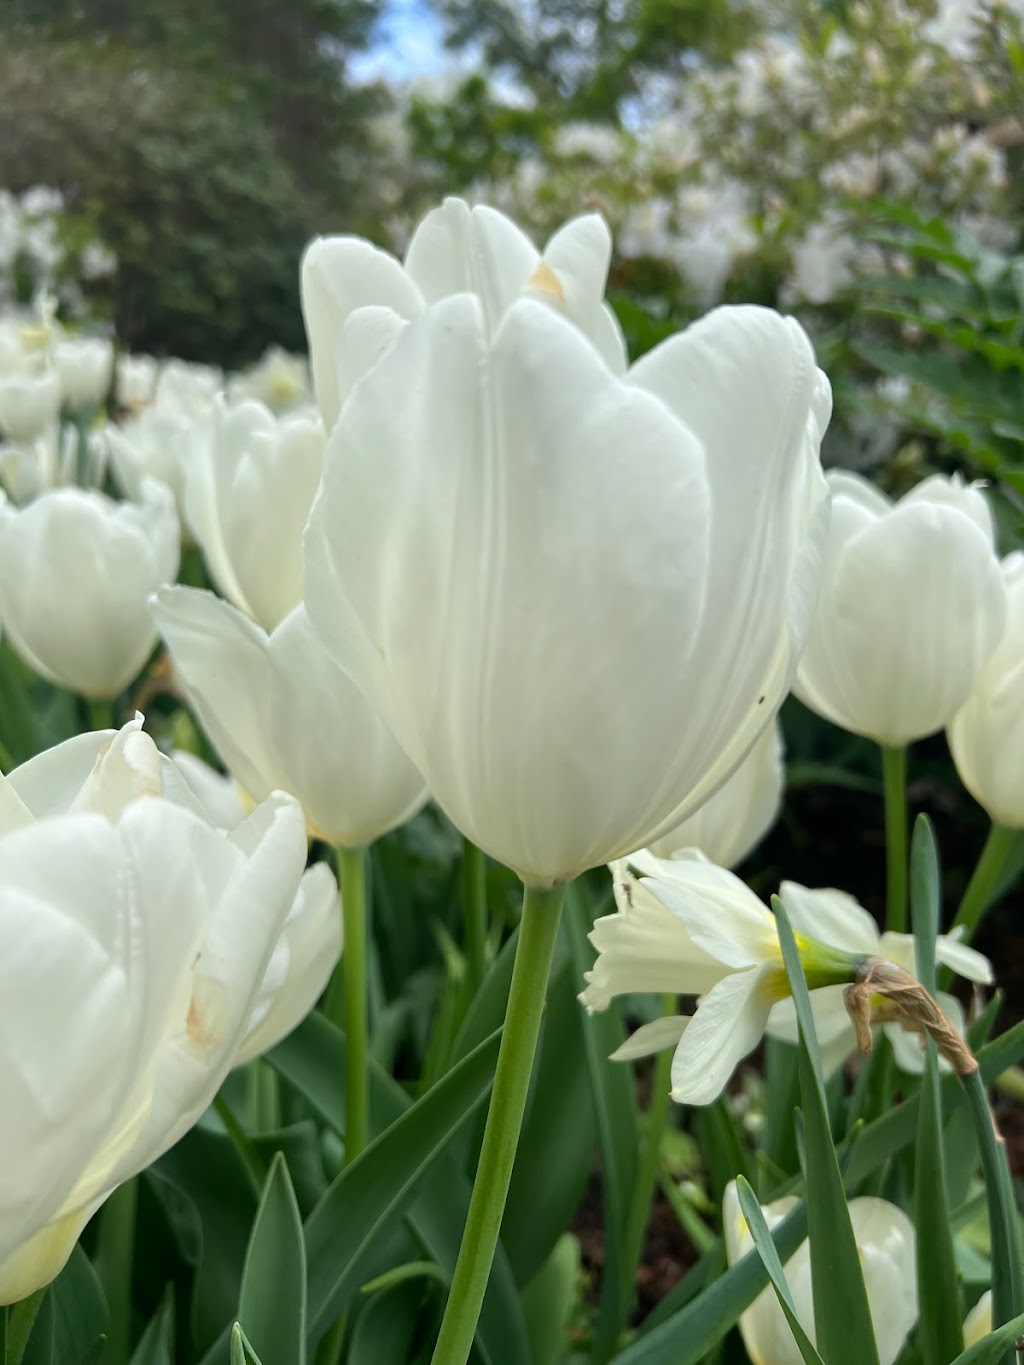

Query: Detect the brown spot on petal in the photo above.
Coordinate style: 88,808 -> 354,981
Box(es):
186,995 -> 215,1048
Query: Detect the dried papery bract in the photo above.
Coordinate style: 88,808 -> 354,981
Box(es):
844,957 -> 978,1076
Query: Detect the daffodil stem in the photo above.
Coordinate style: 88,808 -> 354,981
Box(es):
430,880 -> 566,1365
951,822 -> 1016,943
963,1067 -> 1023,1349
336,845 -> 369,1164
462,838 -> 489,993
881,745 -> 908,934
94,1178 -> 137,1364
622,995 -> 675,1314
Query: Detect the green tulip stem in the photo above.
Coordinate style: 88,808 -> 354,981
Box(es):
335,844 -> 369,1164
94,1178 -> 137,1364
951,822 -> 1017,943
622,994 -> 675,1312
88,696 -> 115,732
881,745 -> 908,934
461,838 -> 489,993
430,879 -> 566,1365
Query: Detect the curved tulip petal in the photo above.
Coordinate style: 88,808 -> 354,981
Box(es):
538,214 -> 628,373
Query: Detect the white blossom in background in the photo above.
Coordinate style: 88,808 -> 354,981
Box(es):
0,366 -> 60,443
227,345 -> 312,414
0,479 -> 179,697
104,365 -> 218,510
184,398 -> 324,631
723,1182 -> 918,1365
0,717 -> 338,1303
115,353 -> 158,410
52,336 -> 114,412
153,587 -> 429,848
645,719 -> 784,869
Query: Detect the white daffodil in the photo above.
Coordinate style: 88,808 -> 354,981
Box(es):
723,1182 -> 918,1365
0,716 -> 339,1303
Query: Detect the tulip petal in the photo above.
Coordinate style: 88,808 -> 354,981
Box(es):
539,214 -> 628,373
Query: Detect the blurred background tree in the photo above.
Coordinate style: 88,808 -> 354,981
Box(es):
0,0 -> 384,363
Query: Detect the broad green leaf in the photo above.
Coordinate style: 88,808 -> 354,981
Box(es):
696,1099 -> 755,1208
565,878 -> 639,1361
775,897 -> 880,1365
129,1290 -> 174,1365
734,1178 -> 824,1365
229,1325 -> 263,1365
304,1028 -> 502,1340
5,1290 -> 46,1365
449,925 -> 519,1064
51,1246 -> 109,1365
18,1292 -> 54,1365
238,1153 -> 306,1365
762,1039 -> 801,1177
91,1180 -> 133,1365
270,1014 -> 528,1365
610,1200 -> 807,1363
949,1310 -> 1024,1364
501,960 -> 596,1288
348,1280 -> 435,1364
520,1234 -> 582,1365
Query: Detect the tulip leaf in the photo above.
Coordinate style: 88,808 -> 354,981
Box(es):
949,1310 -> 1024,1364
237,1153 -> 306,1365
734,1178 -> 825,1365
501,958 -> 596,1288
129,1290 -> 175,1365
51,1245 -> 109,1365
229,1325 -> 263,1365
269,1013 -> 528,1365
4,1291 -> 46,1365
774,896 -> 880,1365
565,878 -> 639,1361
610,1198 -> 808,1363
348,1279 -> 436,1364
910,814 -> 941,995
304,1027 -> 503,1342
17,1291 -> 54,1365
520,1234 -> 582,1365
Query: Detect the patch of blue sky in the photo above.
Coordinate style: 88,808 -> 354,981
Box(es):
351,0 -> 451,83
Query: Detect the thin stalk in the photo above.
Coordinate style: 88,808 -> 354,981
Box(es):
963,1067 -> 1023,1350
212,1093 -> 263,1193
622,996 -> 675,1311
94,1179 -> 137,1364
88,696 -> 115,731
250,1060 -> 280,1133
461,837 -> 489,993
430,880 -> 566,1365
951,822 -> 1017,943
881,745 -> 908,934
336,845 -> 369,1163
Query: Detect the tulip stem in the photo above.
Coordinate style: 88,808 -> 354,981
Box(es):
881,745 -> 908,933
88,696 -> 115,732
336,845 -> 369,1164
951,822 -> 1016,944
430,880 -> 566,1365
622,995 -> 675,1315
461,838 -> 489,993
93,1178 -> 137,1364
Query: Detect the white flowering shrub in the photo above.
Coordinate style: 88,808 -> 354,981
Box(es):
0,185 -> 115,321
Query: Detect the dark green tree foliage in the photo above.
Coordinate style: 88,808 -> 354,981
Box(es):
0,0 -> 382,362
428,0 -> 753,121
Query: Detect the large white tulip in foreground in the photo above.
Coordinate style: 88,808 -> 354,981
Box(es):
948,553 -> 1024,827
152,586 -> 428,847
794,471 -> 1006,746
723,1182 -> 918,1365
0,717 -> 338,1302
304,290 -> 830,886
0,480 -> 179,697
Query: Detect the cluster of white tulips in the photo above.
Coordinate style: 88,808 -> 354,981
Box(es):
0,196 -> 1019,1365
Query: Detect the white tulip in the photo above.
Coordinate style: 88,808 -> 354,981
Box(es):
51,337 -> 114,411
581,856 -> 989,1101
0,367 -> 60,442
963,1291 -> 992,1348
152,586 -> 428,847
0,717 -> 338,1302
948,554 -> 1024,827
115,353 -> 158,409
723,1182 -> 918,1365
184,398 -> 324,631
0,480 -> 179,697
227,345 -> 311,414
304,286 -> 830,886
645,719 -> 784,867
171,749 -> 248,830
0,420 -> 77,503
301,196 -> 628,429
794,471 -> 1006,745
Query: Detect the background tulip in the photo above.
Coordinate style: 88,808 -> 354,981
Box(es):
0,719 -> 334,1302
947,553 -> 1024,828
0,366 -> 60,443
645,718 -> 784,867
152,586 -> 428,847
0,479 -> 179,697
51,336 -> 114,411
301,196 -> 627,430
723,1182 -> 918,1365
304,292 -> 830,886
183,398 -> 324,631
794,471 -> 1006,746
